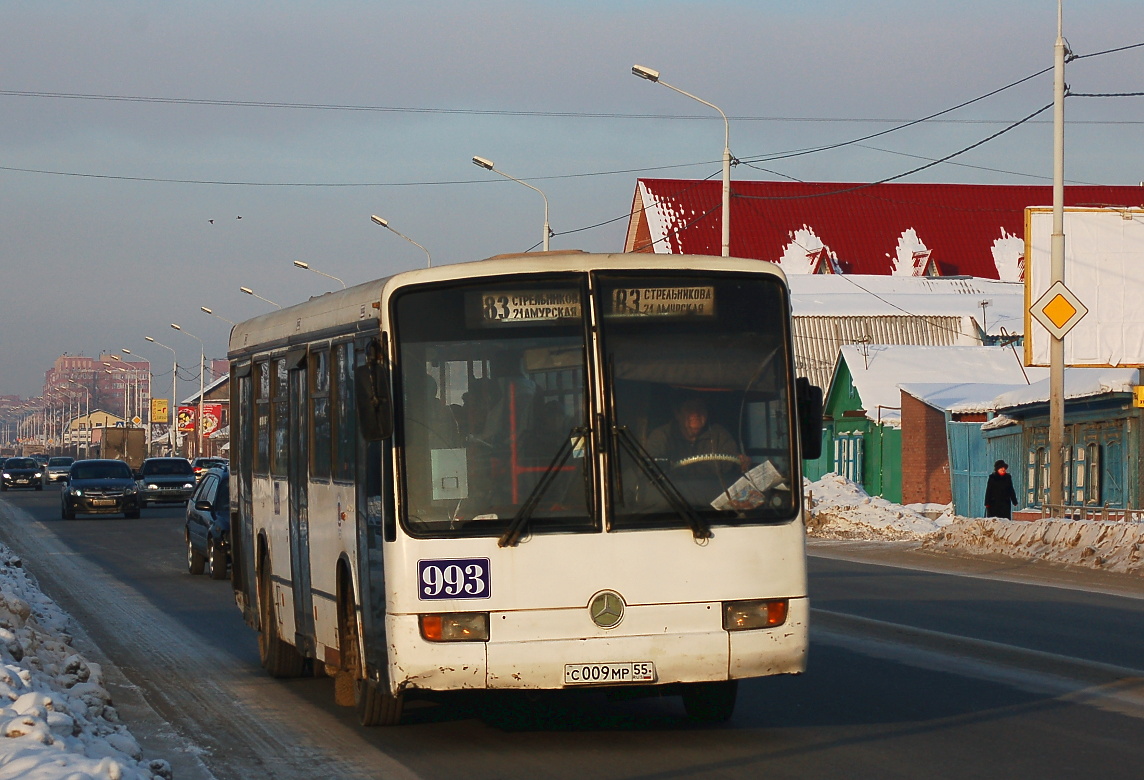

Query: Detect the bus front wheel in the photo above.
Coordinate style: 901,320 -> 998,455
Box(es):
336,589 -> 403,726
682,680 -> 738,723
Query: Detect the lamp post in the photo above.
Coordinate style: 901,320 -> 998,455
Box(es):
239,287 -> 282,309
121,349 -> 152,432
200,306 -> 236,326
145,336 -> 179,455
170,324 -> 206,458
471,157 -> 550,252
293,260 -> 347,289
370,215 -> 433,267
632,64 -> 732,257
73,382 -> 90,456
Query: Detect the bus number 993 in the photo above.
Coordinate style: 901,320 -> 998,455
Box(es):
418,558 -> 492,600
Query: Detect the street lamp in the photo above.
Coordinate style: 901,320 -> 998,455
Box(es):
239,287 -> 282,309
170,324 -> 206,458
201,306 -> 236,326
370,215 -> 433,268
471,157 -> 550,252
145,336 -> 179,455
121,349 -> 153,440
632,64 -> 732,257
293,260 -> 347,289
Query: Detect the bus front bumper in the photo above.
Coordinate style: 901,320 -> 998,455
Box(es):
386,597 -> 807,692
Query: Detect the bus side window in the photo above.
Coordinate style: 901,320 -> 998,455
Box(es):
356,337 -> 393,441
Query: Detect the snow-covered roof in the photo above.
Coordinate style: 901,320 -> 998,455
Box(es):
837,345 -> 1036,426
993,367 -> 1140,410
626,179 -> 1144,279
788,274 -> 1024,337
899,382 -> 1039,415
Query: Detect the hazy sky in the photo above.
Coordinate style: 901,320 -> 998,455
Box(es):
1,1 -> 1141,401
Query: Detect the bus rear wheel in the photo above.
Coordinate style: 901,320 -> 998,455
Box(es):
682,680 -> 738,723
257,562 -> 304,678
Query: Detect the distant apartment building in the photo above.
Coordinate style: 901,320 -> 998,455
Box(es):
43,354 -> 152,424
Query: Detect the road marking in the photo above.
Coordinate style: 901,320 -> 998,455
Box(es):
814,608 -> 1144,720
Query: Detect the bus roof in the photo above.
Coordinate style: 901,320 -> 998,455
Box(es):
228,252 -> 785,357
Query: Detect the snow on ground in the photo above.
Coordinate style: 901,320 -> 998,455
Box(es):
0,544 -> 169,780
806,473 -> 1144,576
805,473 -> 954,540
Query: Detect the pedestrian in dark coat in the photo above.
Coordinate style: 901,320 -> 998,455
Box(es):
984,459 -> 1018,519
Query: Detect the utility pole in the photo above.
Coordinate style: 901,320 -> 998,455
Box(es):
1048,0 -> 1067,511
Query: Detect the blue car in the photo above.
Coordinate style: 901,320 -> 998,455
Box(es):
185,467 -> 230,579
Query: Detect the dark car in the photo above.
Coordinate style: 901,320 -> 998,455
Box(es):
191,457 -> 229,483
61,459 -> 141,519
2,457 -> 44,491
137,457 -> 196,507
43,456 -> 75,485
185,467 -> 230,579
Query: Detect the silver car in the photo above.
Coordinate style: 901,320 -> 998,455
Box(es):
43,456 -> 75,485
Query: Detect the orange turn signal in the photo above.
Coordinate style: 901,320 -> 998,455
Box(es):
722,598 -> 789,631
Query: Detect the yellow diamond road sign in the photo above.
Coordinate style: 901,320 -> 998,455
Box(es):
1031,280 -> 1088,340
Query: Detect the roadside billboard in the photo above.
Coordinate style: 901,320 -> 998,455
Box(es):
1025,207 -> 1144,367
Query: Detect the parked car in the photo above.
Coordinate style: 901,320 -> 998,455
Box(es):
137,458 -> 196,507
1,457 -> 44,491
185,467 -> 230,579
191,457 -> 229,483
61,459 -> 141,519
43,456 -> 75,486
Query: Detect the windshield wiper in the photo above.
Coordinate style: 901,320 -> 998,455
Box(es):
498,426 -> 588,548
612,426 -> 711,541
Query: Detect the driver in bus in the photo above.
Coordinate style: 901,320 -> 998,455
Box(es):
645,397 -> 750,501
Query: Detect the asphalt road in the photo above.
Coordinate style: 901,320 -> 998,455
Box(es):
1,488 -> 1143,779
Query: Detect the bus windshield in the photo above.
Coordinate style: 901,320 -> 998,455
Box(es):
394,277 -> 593,539
599,272 -> 797,531
393,270 -> 798,540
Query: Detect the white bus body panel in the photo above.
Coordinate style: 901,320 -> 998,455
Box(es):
252,476 -> 297,640
384,521 -> 807,692
305,481 -> 357,651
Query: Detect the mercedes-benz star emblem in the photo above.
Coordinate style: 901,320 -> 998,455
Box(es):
589,590 -> 625,629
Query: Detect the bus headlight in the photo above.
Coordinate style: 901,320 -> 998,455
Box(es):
722,598 -> 789,631
419,612 -> 489,642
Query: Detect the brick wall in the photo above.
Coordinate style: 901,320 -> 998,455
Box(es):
900,392 -> 952,505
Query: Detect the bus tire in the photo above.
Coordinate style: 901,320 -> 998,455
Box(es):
257,562 -> 305,678
356,677 -> 403,727
337,585 -> 402,725
682,680 -> 738,723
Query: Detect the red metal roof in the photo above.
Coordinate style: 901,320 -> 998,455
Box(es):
627,180 -> 1144,279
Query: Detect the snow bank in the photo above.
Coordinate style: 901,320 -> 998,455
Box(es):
805,473 -> 953,540
806,473 -> 1144,576
926,516 -> 1144,574
0,545 -> 170,780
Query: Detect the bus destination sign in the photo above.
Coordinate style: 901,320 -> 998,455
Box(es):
609,286 -> 716,318
479,290 -> 581,325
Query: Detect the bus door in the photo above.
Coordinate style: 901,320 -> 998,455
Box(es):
234,364 -> 257,625
354,336 -> 391,674
287,352 -> 315,653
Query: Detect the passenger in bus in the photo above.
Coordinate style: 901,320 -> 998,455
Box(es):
645,397 -> 749,503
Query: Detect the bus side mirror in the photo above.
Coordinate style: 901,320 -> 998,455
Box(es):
796,377 -> 824,461
355,340 -> 393,441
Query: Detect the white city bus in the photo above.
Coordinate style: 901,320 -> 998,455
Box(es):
227,251 -> 822,726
